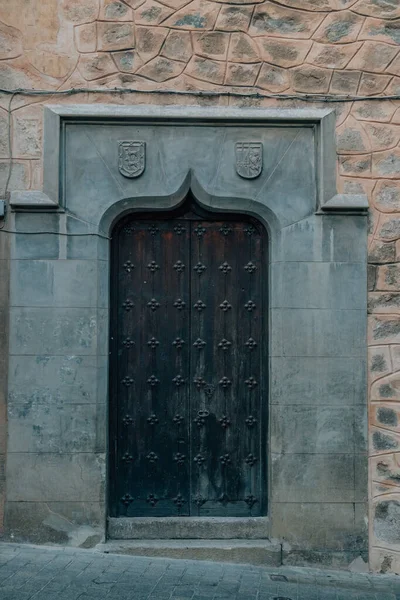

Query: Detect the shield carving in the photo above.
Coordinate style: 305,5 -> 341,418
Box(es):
118,141 -> 146,178
235,142 -> 263,179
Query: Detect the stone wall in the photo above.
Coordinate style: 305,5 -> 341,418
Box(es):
0,0 -> 400,572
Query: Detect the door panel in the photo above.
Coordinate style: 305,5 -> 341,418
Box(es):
110,207 -> 266,518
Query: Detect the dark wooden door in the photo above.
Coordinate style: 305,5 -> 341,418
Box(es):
109,204 -> 267,518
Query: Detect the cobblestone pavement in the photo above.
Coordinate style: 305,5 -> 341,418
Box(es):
0,543 -> 400,600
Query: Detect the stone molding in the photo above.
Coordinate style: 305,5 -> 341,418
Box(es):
9,104 -> 367,215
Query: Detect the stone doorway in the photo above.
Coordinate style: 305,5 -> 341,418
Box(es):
109,197 -> 267,519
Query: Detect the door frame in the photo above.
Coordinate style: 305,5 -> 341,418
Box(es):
108,193 -> 269,518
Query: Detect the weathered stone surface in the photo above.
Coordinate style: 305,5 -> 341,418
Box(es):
228,33 -> 260,63
215,6 -> 252,32
61,0 -> 99,23
373,181 -> 400,212
307,42 -> 361,69
74,22 -> 97,53
112,50 -> 143,73
28,47 -> 77,79
374,499 -> 400,546
369,292 -> 400,314
78,52 -> 117,80
185,55 -> 225,83
369,346 -> 392,382
368,264 -> 377,291
13,111 -> 42,159
353,100 -> 397,123
369,240 -> 396,264
371,404 -> 399,430
0,161 -> 29,192
225,63 -> 260,86
136,0 -> 173,25
358,72 -> 391,96
352,0 -> 400,19
164,1 -> 218,30
291,66 -> 331,93
97,22 -> 135,51
371,454 -> 400,488
249,4 -> 323,39
162,31 -> 192,62
313,11 -> 364,43
387,54 -> 400,78
257,39 -> 311,68
339,154 -> 371,177
348,41 -> 398,73
370,315 -> 400,345
336,117 -> 369,154
137,56 -> 185,82
136,27 -> 168,62
372,371 -> 400,401
373,150 -> 400,179
359,18 -> 400,45
330,70 -> 360,94
256,63 -> 289,92
192,32 -> 229,60
99,0 -> 132,20
378,215 -> 400,242
0,22 -> 22,59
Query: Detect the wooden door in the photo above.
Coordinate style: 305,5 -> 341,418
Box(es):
109,202 -> 267,517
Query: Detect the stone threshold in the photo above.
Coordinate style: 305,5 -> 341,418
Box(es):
98,539 -> 281,567
108,517 -> 269,540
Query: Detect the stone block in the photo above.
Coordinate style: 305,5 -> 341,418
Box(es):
354,100 -> 397,123
193,32 -> 229,60
307,42 -> 362,70
74,23 -> 97,53
330,71 -> 361,94
8,355 -> 99,405
280,308 -> 365,357
136,1 -> 174,26
369,315 -> 400,345
377,215 -> 400,242
0,22 -> 22,60
271,356 -> 366,405
313,11 -> 364,43
78,53 -> 117,81
8,401 -> 99,453
66,215 -> 108,260
291,66 -> 332,93
352,0 -> 400,18
9,307 -> 99,355
373,497 -> 400,549
61,0 -> 99,23
370,453 -> 400,489
359,72 -> 391,96
369,346 -> 391,382
271,453 -> 356,503
0,160 -> 29,193
270,503 -> 367,551
113,50 -> 143,73
373,180 -> 400,213
10,260 -> 98,308
348,41 -> 397,72
270,405 -> 365,454
6,452 -> 105,502
185,56 -> 225,84
373,149 -> 400,179
100,0 -> 133,20
161,31 -> 192,62
273,261 -> 366,309
249,4 -> 323,38
163,0 -> 222,30
136,26 -> 168,62
256,63 -> 289,93
371,372 -> 400,401
225,63 -> 260,87
228,33 -> 259,63
97,22 -> 135,52
215,6 -> 252,32
4,501 -> 105,546
336,116 -> 370,154
339,154 -> 371,177
371,427 -> 400,453
257,39 -> 311,68
369,240 -> 396,264
137,56 -> 185,82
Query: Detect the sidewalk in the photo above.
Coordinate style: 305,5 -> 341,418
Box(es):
0,542 -> 399,600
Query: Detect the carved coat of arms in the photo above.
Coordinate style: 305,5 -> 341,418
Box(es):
118,141 -> 146,178
235,142 -> 263,179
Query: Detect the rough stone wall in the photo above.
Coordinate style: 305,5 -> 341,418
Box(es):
0,0 -> 400,572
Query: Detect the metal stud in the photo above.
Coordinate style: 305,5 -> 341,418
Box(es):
194,300 -> 206,312
193,338 -> 206,349
245,453 -> 258,466
219,376 -> 232,389
147,298 -> 160,311
146,494 -> 159,507
123,260 -> 134,273
244,225 -> 256,236
219,262 -> 232,274
219,300 -> 232,312
123,299 -> 134,311
122,337 -> 135,348
173,298 -> 186,310
244,494 -> 258,509
245,338 -> 257,350
123,226 -> 134,234
173,224 -> 186,235
194,453 -> 205,466
120,493 -> 133,506
122,452 -> 133,463
173,260 -> 185,273
148,225 -> 160,236
147,375 -> 160,387
147,413 -> 159,425
172,374 -> 185,387
172,337 -> 185,349
146,451 -> 158,463
193,376 -> 206,389
122,415 -> 133,426
147,260 -> 160,273
244,261 -> 257,273
218,339 -> 232,351
147,337 -> 160,349
194,410 -> 209,427
173,452 -> 186,464
193,262 -> 206,274
121,376 -> 134,387
220,454 -> 231,466
219,415 -> 231,429
244,300 -> 256,312
218,493 -> 229,505
245,415 -> 257,428
194,225 -> 206,238
173,493 -> 186,508
245,376 -> 258,390
173,414 -> 184,425
219,225 -> 232,236
193,494 -> 206,507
